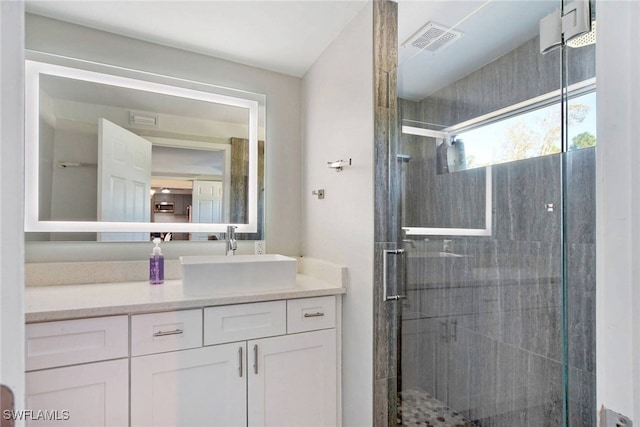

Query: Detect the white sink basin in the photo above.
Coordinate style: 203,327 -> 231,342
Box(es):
180,254 -> 298,296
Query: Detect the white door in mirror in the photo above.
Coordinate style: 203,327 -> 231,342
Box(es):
98,118 -> 151,241
191,180 -> 223,223
190,180 -> 224,241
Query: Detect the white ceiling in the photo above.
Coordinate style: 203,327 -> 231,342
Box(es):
26,0 -> 562,101
397,0 -> 559,100
26,0 -> 369,77
41,73 -> 249,124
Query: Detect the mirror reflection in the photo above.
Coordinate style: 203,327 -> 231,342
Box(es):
27,61 -> 264,241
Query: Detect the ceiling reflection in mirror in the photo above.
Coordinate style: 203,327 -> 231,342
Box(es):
25,60 -> 265,241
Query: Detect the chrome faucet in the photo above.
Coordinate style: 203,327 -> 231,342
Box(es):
226,225 -> 237,256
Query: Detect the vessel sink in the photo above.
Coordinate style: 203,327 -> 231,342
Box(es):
180,254 -> 298,296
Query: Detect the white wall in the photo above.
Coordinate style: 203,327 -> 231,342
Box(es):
25,14 -> 302,257
301,3 -> 373,425
596,0 -> 640,422
50,128 -> 97,221
0,0 -> 25,418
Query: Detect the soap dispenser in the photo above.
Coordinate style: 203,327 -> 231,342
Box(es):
149,238 -> 164,285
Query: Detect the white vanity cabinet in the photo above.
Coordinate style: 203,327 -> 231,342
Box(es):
24,316 -> 129,427
130,342 -> 248,427
248,328 -> 337,427
26,295 -> 340,427
130,309 -> 247,426
248,296 -> 338,426
131,297 -> 338,427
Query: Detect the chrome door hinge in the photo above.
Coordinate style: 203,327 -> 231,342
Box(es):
601,408 -> 633,427
539,0 -> 591,53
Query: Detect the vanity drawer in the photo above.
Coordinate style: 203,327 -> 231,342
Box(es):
204,301 -> 286,345
287,296 -> 336,334
26,315 -> 128,371
131,309 -> 202,357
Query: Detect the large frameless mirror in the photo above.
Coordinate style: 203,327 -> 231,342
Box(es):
25,59 -> 265,242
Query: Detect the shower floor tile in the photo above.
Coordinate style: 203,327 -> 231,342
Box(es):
397,388 -> 476,427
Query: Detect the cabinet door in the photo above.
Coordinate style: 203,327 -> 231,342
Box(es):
248,329 -> 337,427
131,342 -> 247,427
25,359 -> 128,427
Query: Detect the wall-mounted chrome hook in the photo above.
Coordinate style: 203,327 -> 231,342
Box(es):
327,159 -> 352,172
312,189 -> 325,200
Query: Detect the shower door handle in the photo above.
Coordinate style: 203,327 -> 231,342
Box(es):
383,248 -> 406,301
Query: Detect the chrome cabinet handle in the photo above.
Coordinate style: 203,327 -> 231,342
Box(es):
304,312 -> 325,318
253,345 -> 258,374
153,329 -> 184,337
383,248 -> 407,301
238,346 -> 243,378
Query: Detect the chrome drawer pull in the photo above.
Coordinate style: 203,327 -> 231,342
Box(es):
238,347 -> 243,378
153,329 -> 184,337
253,345 -> 258,374
303,312 -> 325,318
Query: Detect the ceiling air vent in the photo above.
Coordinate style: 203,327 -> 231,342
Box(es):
400,21 -> 463,62
129,111 -> 159,127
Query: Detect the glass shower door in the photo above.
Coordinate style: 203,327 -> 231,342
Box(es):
393,1 -> 596,426
563,1 -> 597,424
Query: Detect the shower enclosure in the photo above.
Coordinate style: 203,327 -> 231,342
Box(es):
375,1 -> 596,426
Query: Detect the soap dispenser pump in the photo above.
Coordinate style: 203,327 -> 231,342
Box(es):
149,238 -> 164,285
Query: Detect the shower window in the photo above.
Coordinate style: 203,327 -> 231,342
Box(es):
400,81 -> 595,237
450,89 -> 596,170
403,78 -> 596,174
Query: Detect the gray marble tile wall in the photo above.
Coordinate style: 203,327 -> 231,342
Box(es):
493,156 -> 562,243
399,150 -> 596,426
399,98 -> 487,230
564,149 -> 597,426
417,36 -> 560,129
415,36 -> 594,129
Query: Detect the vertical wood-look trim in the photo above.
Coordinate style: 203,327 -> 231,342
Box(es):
230,138 -> 265,240
373,1 -> 398,426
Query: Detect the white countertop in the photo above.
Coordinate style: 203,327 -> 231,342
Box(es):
26,274 -> 346,322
